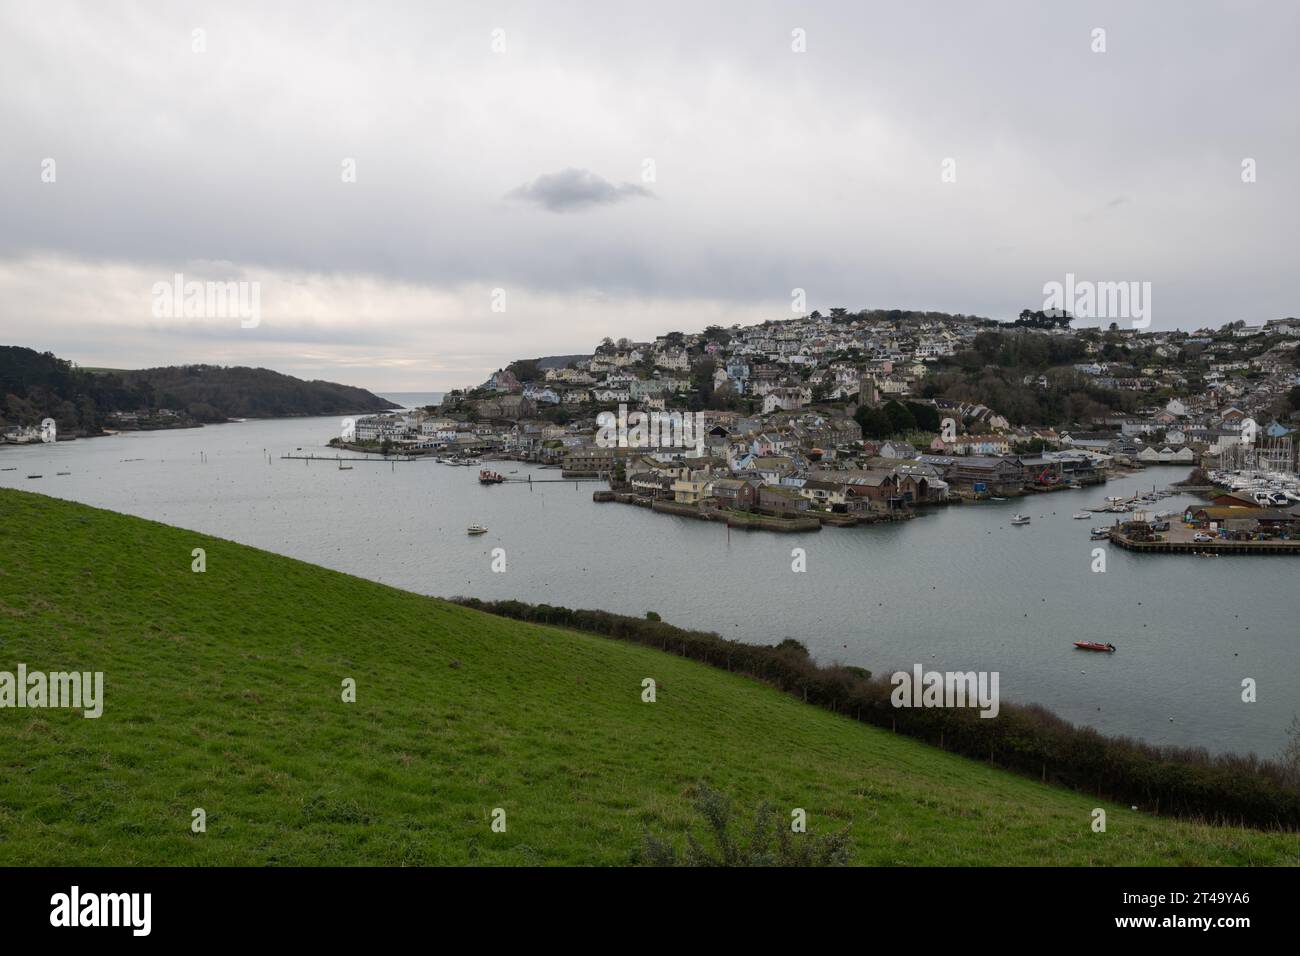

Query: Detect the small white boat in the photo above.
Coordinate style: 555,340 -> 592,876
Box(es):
466,525 -> 488,535
990,496 -> 1007,501
1010,514 -> 1031,525
1073,511 -> 1092,519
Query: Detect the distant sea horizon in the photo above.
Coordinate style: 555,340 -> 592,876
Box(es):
375,391 -> 444,409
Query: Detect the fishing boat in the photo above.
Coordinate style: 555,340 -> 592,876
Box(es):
1072,511 -> 1092,519
466,525 -> 488,535
478,469 -> 506,484
1073,641 -> 1116,653
1010,514 -> 1031,525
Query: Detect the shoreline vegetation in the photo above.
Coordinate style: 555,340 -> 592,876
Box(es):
455,597 -> 1300,831
3,487 -> 1297,865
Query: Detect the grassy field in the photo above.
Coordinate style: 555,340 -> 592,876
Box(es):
0,487 -> 1295,865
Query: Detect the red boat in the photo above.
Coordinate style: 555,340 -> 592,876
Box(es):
478,469 -> 506,485
1073,641 -> 1116,652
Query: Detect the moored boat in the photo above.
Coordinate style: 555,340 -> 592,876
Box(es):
1010,514 -> 1031,525
466,524 -> 488,535
1072,511 -> 1092,519
478,469 -> 506,484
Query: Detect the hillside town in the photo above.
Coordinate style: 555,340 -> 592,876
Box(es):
343,310 -> 1300,529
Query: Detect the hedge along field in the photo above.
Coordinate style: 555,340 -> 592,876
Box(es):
0,488 -> 1296,866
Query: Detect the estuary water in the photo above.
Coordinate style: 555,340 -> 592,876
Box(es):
2,414 -> 1296,758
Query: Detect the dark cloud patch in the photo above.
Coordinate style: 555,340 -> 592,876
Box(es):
507,168 -> 654,213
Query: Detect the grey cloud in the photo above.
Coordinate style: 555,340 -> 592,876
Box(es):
506,168 -> 654,213
1,0 -> 1298,386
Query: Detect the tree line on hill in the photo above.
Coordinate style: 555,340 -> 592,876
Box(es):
0,345 -> 396,435
925,331 -> 1141,426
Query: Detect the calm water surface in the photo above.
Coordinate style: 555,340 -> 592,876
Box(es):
3,415 -> 1296,758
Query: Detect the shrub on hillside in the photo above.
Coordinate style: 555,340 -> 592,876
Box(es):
640,786 -> 851,867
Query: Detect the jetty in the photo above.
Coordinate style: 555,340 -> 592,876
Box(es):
280,454 -> 422,462
1110,527 -> 1300,555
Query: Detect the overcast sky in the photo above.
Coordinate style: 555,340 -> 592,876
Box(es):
2,0 -> 1296,390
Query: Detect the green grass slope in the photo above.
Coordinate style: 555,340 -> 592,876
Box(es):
0,489 -> 1294,865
